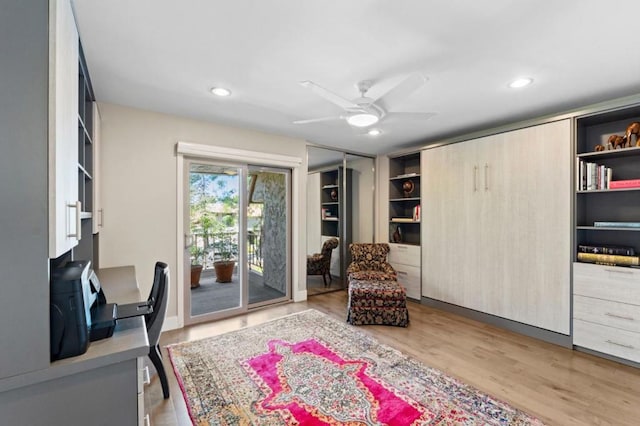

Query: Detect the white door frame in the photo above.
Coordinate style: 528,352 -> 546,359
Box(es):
176,142 -> 303,328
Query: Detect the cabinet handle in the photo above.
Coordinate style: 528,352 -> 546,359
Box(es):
98,208 -> 104,227
396,271 -> 408,276
396,245 -> 407,250
605,312 -> 635,321
605,268 -> 634,275
605,339 -> 634,350
473,166 -> 478,192
143,414 -> 150,426
484,163 -> 489,191
67,201 -> 82,240
143,366 -> 151,385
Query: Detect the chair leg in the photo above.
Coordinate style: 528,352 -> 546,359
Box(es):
149,343 -> 170,399
322,272 -> 328,287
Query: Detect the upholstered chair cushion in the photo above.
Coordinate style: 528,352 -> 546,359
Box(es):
347,243 -> 397,281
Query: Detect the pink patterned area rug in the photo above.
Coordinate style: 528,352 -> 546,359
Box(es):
167,309 -> 544,425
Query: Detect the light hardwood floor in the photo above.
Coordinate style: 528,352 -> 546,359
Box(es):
146,291 -> 640,425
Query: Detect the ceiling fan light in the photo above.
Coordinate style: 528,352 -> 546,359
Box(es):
347,113 -> 379,127
367,128 -> 382,136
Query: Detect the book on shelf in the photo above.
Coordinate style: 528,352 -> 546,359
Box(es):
609,179 -> 640,189
391,217 -> 416,223
577,160 -> 612,191
593,221 -> 640,228
578,244 -> 636,256
577,252 -> 640,267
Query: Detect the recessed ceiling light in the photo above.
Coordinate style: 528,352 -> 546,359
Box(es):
210,86 -> 232,97
509,77 -> 533,89
347,113 -> 379,127
367,128 -> 382,136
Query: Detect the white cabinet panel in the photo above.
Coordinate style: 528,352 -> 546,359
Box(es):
392,263 -> 421,299
422,120 -> 571,334
574,295 -> 640,333
388,243 -> 420,266
48,0 -> 79,257
574,319 -> 640,363
573,262 -> 640,305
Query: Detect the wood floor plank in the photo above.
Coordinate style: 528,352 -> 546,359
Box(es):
146,290 -> 640,425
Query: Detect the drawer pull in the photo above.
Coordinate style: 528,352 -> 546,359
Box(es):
605,312 -> 635,321
604,268 -> 634,275
143,366 -> 151,385
396,271 -> 408,276
605,340 -> 634,350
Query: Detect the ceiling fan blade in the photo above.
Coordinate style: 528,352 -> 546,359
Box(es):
293,115 -> 344,124
299,81 -> 361,110
384,111 -> 436,121
374,73 -> 427,111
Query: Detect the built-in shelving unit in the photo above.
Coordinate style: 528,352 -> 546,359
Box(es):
388,153 -> 421,245
72,43 -> 98,266
575,106 -> 640,255
573,103 -> 640,365
319,167 -> 352,281
387,152 -> 422,299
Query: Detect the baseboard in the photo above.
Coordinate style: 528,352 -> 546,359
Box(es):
421,297 -> 573,348
293,289 -> 307,302
162,315 -> 180,331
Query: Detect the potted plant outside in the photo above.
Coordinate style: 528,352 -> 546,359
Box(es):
190,245 -> 205,289
213,235 -> 237,283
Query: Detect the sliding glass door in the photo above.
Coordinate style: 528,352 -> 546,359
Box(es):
184,160 -> 290,323
247,166 -> 290,307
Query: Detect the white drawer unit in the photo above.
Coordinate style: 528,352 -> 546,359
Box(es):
389,243 -> 421,299
574,295 -> 640,334
572,262 -> 640,363
392,263 -> 421,300
574,319 -> 640,363
388,243 -> 420,267
573,262 -> 640,305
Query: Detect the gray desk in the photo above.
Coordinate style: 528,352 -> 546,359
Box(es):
0,266 -> 148,426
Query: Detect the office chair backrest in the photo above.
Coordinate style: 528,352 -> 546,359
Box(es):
145,261 -> 169,346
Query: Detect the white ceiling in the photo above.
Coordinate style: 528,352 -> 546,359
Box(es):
72,0 -> 640,156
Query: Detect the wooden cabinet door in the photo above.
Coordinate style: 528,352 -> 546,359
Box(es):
499,120 -> 571,334
422,140 -> 477,305
48,0 -> 79,257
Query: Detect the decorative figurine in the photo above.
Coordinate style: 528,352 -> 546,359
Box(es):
330,189 -> 338,200
392,226 -> 402,243
402,180 -> 415,197
625,122 -> 640,147
594,144 -> 605,152
608,134 -> 627,149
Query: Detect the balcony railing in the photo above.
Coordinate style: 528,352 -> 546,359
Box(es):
191,230 -> 262,271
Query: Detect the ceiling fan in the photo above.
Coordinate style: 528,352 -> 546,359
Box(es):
294,73 -> 435,128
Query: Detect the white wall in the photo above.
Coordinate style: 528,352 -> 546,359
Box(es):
98,103 -> 308,325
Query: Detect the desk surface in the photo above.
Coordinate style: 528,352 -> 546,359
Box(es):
0,266 -> 149,393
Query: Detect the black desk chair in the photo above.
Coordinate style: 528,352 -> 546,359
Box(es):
146,261 -> 170,399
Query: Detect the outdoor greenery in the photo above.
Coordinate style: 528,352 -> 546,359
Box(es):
189,172 -> 239,268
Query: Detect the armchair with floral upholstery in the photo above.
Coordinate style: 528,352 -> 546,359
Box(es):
347,243 -> 397,282
307,238 -> 339,287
